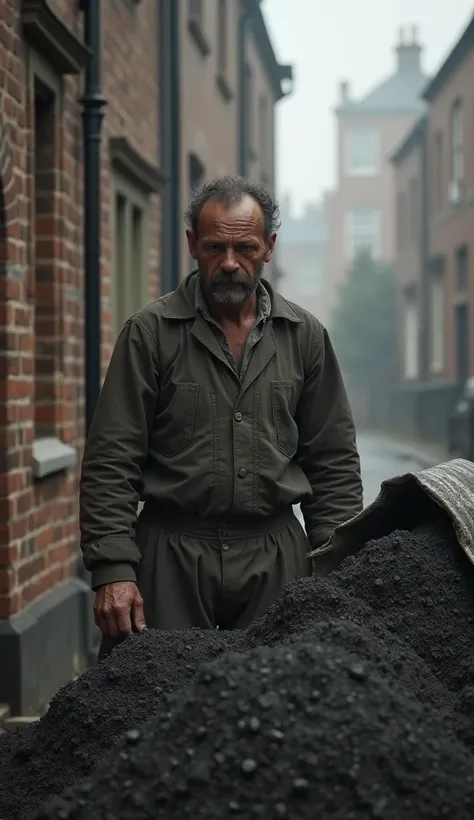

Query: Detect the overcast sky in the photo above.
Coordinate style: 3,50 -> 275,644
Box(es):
263,0 -> 474,215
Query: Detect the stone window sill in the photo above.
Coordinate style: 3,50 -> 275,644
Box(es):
216,73 -> 233,102
33,437 -> 77,481
187,18 -> 211,57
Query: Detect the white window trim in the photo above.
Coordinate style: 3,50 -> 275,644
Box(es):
403,295 -> 419,380
345,208 -> 381,259
346,128 -> 379,177
451,100 -> 464,183
429,276 -> 445,375
111,171 -> 150,338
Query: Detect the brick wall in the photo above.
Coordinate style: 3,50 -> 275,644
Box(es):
0,0 -> 161,619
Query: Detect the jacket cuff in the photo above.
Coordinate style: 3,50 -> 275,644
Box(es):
90,562 -> 137,590
307,526 -> 333,551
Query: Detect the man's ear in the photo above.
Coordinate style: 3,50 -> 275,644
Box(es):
186,230 -> 197,260
264,233 -> 277,263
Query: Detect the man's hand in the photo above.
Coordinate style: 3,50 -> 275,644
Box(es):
94,581 -> 147,638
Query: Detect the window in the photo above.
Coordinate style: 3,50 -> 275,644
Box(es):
243,63 -> 254,173
189,152 -> 205,195
408,177 -> 419,244
346,208 -> 380,258
457,246 -> 468,294
429,270 -> 445,374
258,94 -> 271,186
396,191 -> 407,251
403,291 -> 419,380
111,175 -> 149,337
188,153 -> 205,271
430,132 -> 443,214
33,72 -> 59,437
451,100 -> 464,183
346,129 -> 379,176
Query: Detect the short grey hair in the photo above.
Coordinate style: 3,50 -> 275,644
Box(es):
184,175 -> 281,238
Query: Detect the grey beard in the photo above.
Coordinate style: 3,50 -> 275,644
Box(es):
198,262 -> 264,306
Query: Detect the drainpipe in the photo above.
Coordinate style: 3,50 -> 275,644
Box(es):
419,118 -> 429,382
79,0 -> 107,433
237,2 -> 252,176
160,0 -> 181,292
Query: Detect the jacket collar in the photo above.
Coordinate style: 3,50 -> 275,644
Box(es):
162,271 -> 302,323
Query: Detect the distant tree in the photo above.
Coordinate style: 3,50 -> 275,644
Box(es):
329,250 -> 397,386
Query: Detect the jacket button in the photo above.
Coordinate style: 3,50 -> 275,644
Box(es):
222,543 -> 230,551
238,468 -> 248,478
234,412 -> 243,422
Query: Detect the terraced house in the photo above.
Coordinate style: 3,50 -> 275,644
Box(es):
0,0 -> 291,718
391,12 -> 474,448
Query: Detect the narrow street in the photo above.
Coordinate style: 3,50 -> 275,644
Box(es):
296,430 -> 440,527
357,431 -> 436,506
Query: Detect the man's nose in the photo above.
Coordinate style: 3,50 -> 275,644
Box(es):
221,249 -> 239,271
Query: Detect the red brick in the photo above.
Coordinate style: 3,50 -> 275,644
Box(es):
0,592 -> 20,617
0,567 -> 17,594
0,0 -> 160,615
18,554 -> 46,586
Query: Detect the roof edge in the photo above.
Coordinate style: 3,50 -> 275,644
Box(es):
335,104 -> 425,118
422,14 -> 474,102
247,0 -> 293,102
390,115 -> 427,165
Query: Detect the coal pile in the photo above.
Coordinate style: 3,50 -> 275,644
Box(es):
2,521 -> 474,820
248,521 -> 474,695
36,642 -> 474,820
332,521 -> 474,692
0,629 -> 239,820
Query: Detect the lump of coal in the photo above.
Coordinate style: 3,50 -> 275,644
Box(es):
35,642 -> 474,820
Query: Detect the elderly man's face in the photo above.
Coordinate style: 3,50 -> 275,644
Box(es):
186,195 -> 276,307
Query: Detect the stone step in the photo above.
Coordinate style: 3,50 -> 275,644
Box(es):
3,715 -> 40,732
0,703 -> 10,729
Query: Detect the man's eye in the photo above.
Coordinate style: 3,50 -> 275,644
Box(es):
207,244 -> 219,252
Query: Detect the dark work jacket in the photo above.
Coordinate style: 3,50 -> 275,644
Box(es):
80,272 -> 363,588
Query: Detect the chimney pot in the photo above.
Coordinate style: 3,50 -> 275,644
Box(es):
339,80 -> 350,103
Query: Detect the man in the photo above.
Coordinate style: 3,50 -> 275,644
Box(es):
80,176 -> 363,655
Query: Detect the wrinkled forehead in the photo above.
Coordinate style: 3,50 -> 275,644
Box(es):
197,196 -> 265,238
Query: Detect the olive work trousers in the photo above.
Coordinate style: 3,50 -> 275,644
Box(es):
98,504 -> 312,661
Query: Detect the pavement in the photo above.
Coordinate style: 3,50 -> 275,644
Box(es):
356,430 -> 444,507
296,429 -> 447,526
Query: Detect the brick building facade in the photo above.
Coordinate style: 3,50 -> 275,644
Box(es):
390,14 -> 474,448
327,29 -> 427,325
0,0 -> 291,715
278,195 -> 331,323
0,0 -> 162,714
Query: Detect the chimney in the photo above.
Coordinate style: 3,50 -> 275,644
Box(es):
339,80 -> 350,104
396,24 -> 422,71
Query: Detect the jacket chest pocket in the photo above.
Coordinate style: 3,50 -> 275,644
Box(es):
271,381 -> 298,458
153,383 -> 199,457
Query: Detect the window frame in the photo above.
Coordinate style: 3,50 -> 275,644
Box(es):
451,99 -> 464,183
110,171 -> 150,338
429,268 -> 445,375
346,128 -> 379,177
29,48 -> 76,478
402,290 -> 419,380
345,207 -> 381,258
